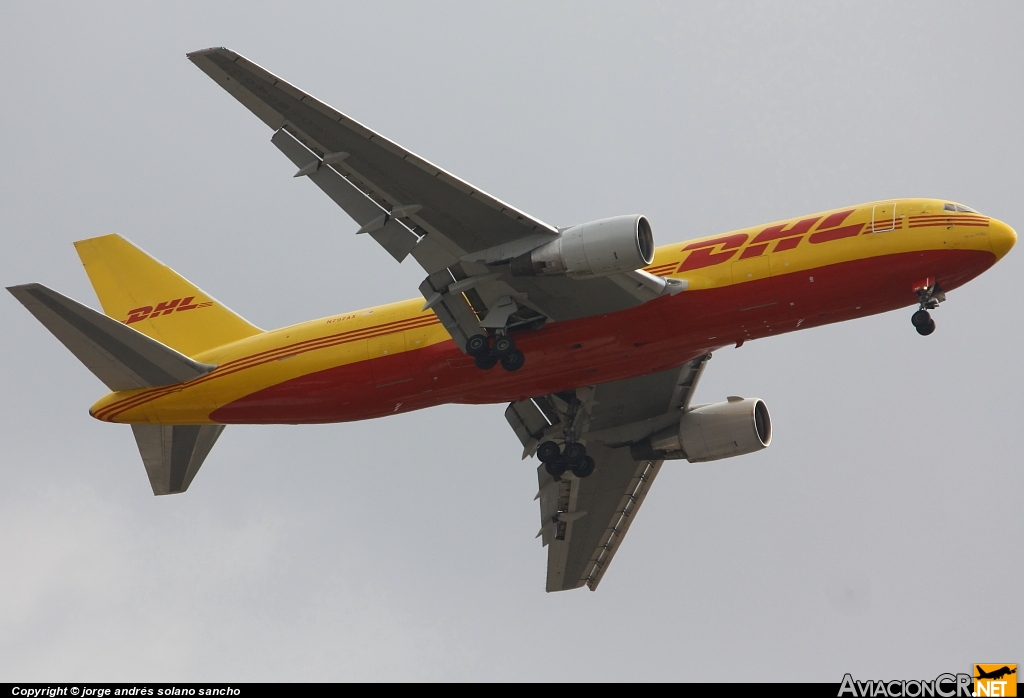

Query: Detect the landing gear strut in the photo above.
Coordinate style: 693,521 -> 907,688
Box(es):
911,280 -> 944,336
537,439 -> 595,478
466,332 -> 524,372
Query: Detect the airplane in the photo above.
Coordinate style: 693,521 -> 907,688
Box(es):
7,48 -> 1017,593
976,666 -> 1017,681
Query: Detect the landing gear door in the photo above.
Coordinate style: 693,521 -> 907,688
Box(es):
871,201 -> 899,233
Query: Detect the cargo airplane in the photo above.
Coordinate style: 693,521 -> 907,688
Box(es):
8,49 -> 1016,592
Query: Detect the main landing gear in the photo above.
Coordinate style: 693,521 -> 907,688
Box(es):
911,281 -> 945,336
466,332 -> 525,372
537,439 -> 596,479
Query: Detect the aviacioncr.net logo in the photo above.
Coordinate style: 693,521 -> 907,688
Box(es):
839,673 -> 973,697
974,665 -> 1017,697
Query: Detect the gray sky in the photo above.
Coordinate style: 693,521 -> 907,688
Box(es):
1,1 -> 1021,682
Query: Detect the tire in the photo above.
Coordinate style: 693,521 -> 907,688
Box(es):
571,456 -> 596,478
492,335 -> 516,356
537,441 -> 561,464
474,354 -> 499,370
466,334 -> 489,357
917,319 -> 936,336
500,349 -> 525,372
911,310 -> 931,329
563,442 -> 586,463
545,458 -> 567,478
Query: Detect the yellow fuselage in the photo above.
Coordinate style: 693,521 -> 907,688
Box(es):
89,199 -> 1015,426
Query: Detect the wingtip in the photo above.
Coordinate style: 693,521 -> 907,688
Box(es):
185,47 -> 231,60
7,282 -> 39,294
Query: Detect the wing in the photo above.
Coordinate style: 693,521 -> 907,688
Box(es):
187,48 -> 680,350
505,354 -> 711,591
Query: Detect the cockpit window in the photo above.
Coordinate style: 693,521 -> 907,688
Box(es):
944,203 -> 979,213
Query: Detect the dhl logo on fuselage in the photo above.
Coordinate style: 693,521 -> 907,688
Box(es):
124,296 -> 213,324
643,209 -> 990,277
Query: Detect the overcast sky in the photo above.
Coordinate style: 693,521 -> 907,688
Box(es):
1,1 -> 1021,682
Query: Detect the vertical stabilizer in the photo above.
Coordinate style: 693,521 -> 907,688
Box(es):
131,424 -> 226,495
74,234 -> 262,356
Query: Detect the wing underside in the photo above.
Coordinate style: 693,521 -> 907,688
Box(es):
508,354 -> 712,591
187,47 -> 681,352
537,447 -> 663,591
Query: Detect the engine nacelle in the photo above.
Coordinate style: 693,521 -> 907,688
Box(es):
630,398 -> 771,462
510,214 -> 655,278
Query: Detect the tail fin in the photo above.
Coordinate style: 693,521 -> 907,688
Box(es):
74,234 -> 262,356
132,424 -> 225,495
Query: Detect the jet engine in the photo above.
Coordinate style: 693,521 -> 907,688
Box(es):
630,397 -> 771,462
510,214 -> 655,278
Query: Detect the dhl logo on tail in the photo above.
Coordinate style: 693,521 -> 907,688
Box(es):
124,296 -> 213,324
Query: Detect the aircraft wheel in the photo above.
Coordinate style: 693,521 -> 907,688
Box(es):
466,334 -> 490,357
537,441 -> 561,464
492,335 -> 516,356
916,318 -> 936,336
474,354 -> 499,370
570,456 -> 596,478
563,442 -> 586,464
545,457 -> 567,478
500,349 -> 525,372
911,310 -> 931,329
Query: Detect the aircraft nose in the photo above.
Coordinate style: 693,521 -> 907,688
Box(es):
989,219 -> 1017,260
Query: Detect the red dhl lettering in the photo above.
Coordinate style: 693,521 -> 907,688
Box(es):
676,210 -> 864,273
818,209 -> 855,229
678,233 -> 748,271
807,223 -> 863,244
124,296 -> 211,324
151,298 -> 182,315
750,216 -> 821,245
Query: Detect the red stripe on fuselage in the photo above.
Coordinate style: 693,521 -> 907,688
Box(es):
209,248 -> 996,425
93,314 -> 440,421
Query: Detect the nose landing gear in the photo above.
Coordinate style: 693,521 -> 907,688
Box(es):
911,280 -> 944,336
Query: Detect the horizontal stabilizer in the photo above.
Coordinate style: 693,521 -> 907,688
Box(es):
7,283 -> 216,391
132,424 -> 225,495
